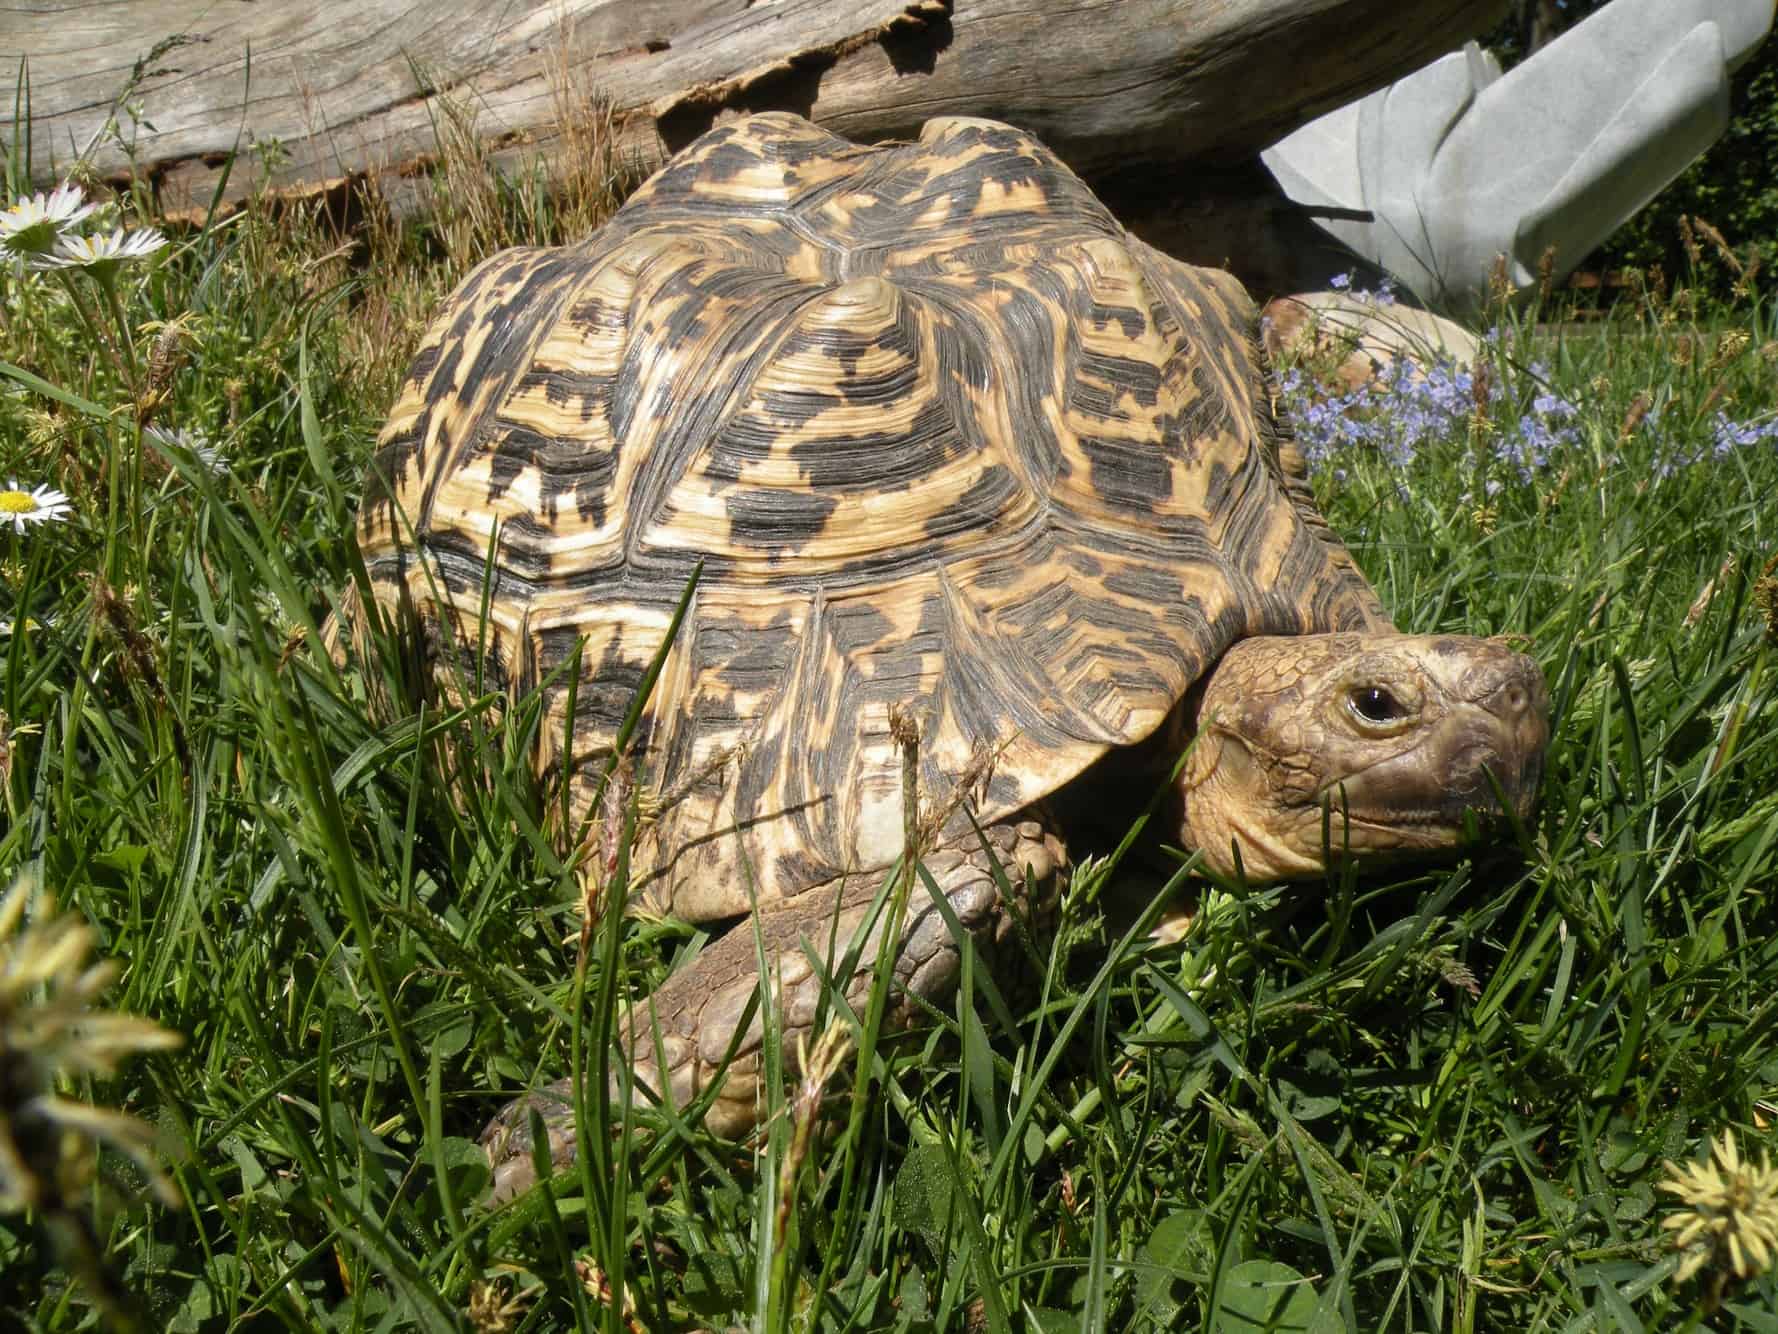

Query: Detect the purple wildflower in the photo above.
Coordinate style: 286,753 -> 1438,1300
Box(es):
1709,411 -> 1778,457
1278,353 -> 1484,469
1532,391 -> 1578,419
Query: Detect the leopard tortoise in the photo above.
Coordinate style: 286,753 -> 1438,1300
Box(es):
350,112 -> 1550,1203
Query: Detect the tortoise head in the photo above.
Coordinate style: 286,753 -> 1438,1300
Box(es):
1178,634 -> 1550,880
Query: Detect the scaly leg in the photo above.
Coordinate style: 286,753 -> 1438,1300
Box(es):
481,818 -> 1064,1203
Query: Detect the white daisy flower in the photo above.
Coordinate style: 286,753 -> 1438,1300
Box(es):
30,226 -> 167,276
0,183 -> 96,258
147,425 -> 227,475
0,481 -> 73,533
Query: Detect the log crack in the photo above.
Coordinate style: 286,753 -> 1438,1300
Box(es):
649,0 -> 953,151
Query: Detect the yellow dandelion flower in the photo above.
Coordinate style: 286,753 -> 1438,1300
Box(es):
0,871 -> 183,1213
1660,1128 -> 1778,1288
465,1278 -> 530,1334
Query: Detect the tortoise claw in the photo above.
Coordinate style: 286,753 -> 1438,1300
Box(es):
480,1079 -> 578,1206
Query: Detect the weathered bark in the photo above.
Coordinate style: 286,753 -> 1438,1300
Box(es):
3,0 -> 1505,222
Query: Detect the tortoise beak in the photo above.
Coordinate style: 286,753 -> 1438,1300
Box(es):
1436,644 -> 1550,825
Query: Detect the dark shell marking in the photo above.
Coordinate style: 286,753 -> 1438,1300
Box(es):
358,112 -> 1388,921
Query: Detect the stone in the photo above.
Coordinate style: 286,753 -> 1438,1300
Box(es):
1262,289 -> 1480,390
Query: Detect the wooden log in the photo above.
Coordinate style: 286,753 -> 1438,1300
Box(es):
3,0 -> 1506,221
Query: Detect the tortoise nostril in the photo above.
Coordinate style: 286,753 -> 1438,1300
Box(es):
1450,742 -> 1497,782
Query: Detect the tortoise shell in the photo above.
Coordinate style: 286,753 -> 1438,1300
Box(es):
356,112 -> 1388,921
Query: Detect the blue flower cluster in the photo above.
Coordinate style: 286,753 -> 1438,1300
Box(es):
1276,350 -> 1581,484
1710,410 -> 1778,457
1275,299 -> 1778,490
1507,385 -> 1583,478
1275,356 -> 1473,470
1327,271 -> 1398,307
1652,408 -> 1778,477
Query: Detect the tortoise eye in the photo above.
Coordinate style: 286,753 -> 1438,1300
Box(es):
1349,686 -> 1407,725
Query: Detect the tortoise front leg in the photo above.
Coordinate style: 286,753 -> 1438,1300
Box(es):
480,818 -> 1065,1204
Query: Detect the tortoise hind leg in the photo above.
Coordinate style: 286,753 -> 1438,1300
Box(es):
481,818 -> 1065,1204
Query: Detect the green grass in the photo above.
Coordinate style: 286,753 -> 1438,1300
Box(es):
1,131 -> 1776,1332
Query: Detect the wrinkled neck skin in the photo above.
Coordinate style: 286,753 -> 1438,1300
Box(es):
1175,632 -> 1551,882
1180,723 -> 1328,880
